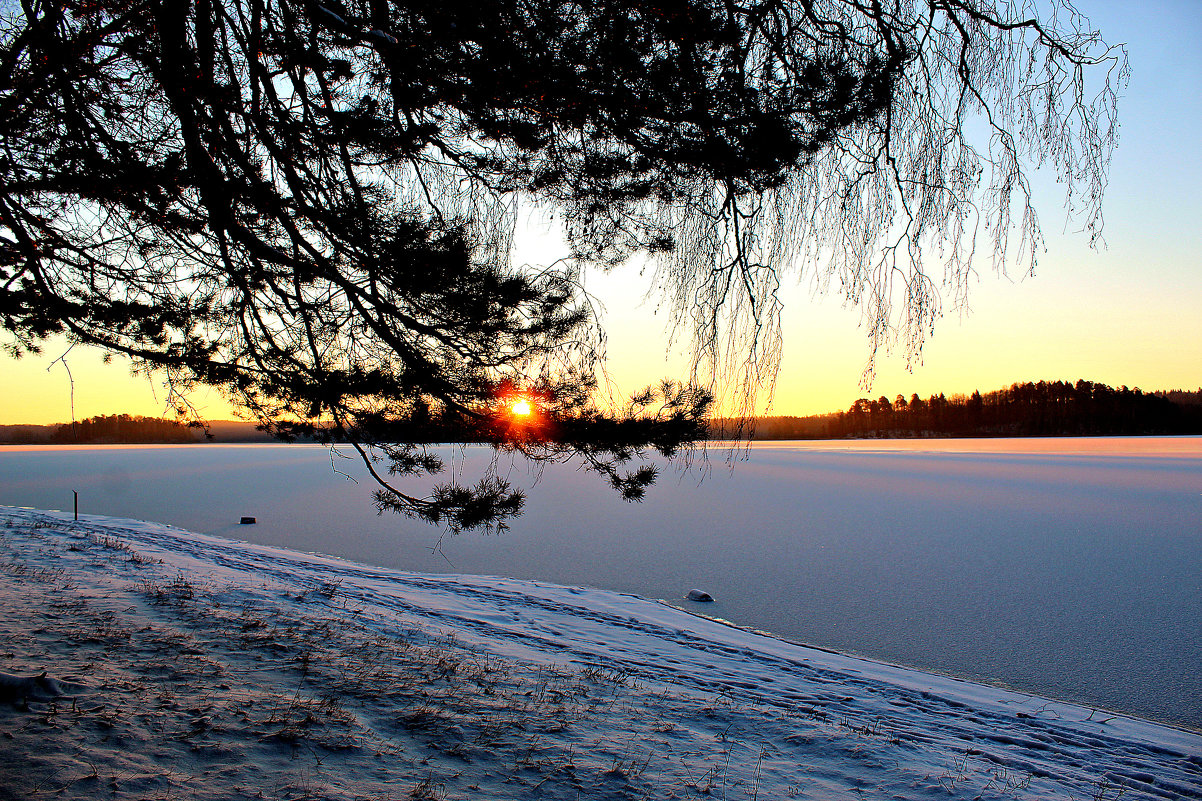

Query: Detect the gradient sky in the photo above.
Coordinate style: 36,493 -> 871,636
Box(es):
2,0 -> 1199,425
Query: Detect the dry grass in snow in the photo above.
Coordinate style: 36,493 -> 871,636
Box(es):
0,508 -> 1199,800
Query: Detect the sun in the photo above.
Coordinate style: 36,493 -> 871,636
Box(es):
510,399 -> 532,417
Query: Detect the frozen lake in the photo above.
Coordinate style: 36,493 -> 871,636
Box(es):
2,437 -> 1199,731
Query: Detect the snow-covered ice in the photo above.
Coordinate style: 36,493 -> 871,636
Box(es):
6,439 -> 1199,730
1,506 -> 1199,800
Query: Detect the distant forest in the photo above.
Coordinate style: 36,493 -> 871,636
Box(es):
712,380 -> 1202,440
0,414 -> 203,444
0,415 -> 271,444
3,380 -> 1201,444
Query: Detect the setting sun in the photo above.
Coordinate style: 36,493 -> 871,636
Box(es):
511,399 -> 532,417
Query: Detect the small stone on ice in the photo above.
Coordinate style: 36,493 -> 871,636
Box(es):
687,589 -> 714,602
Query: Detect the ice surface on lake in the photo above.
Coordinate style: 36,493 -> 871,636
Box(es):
2,438 -> 1200,730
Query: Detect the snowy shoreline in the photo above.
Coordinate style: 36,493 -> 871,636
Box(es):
2,506 -> 1199,800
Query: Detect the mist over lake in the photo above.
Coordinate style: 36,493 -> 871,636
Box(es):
2,437 -> 1199,731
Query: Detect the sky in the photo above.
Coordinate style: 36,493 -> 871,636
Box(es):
2,0 -> 1199,425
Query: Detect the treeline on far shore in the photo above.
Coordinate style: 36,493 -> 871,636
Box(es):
711,380 -> 1202,440
4,380 -> 1201,445
0,415 -> 275,444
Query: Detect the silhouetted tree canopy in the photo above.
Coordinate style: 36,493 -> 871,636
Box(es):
1,0 -> 1125,530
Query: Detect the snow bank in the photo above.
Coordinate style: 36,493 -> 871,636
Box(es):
1,506 -> 1198,800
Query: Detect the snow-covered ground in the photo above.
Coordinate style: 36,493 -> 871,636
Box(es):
2,506 -> 1199,800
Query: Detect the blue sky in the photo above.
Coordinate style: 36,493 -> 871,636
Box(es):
588,0 -> 1202,414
